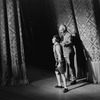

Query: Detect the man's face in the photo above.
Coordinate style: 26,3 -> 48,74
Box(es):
59,25 -> 65,35
59,29 -> 63,34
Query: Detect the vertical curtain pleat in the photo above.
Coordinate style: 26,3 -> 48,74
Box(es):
6,0 -> 19,84
0,0 -> 28,86
15,0 -> 28,84
0,0 -> 8,85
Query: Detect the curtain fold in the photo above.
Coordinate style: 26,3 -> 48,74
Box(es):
52,0 -> 87,79
0,0 -> 28,86
52,0 -> 100,83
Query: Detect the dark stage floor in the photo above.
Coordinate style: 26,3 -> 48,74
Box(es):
0,67 -> 100,100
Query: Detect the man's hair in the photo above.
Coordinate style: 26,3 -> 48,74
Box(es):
59,24 -> 68,33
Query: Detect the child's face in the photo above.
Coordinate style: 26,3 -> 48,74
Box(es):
52,37 -> 56,44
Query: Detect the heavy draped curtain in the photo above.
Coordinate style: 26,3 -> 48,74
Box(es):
52,0 -> 100,83
0,0 -> 28,86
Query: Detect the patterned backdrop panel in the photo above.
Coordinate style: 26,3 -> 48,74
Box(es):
6,0 -> 28,84
53,0 -> 76,35
6,0 -> 19,77
53,0 -> 100,61
52,0 -> 100,81
0,0 -> 8,83
73,0 -> 100,61
16,0 -> 27,82
0,0 -> 28,85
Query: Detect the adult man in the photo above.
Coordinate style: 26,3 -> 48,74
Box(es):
59,24 -> 76,85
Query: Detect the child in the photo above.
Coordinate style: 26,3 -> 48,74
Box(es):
52,35 -> 68,93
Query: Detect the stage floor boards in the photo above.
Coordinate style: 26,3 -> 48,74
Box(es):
0,67 -> 100,100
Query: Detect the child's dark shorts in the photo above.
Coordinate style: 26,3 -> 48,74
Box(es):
55,60 -> 66,74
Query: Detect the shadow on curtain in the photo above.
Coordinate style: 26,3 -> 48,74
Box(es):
52,0 -> 100,83
52,0 -> 88,79
0,0 -> 28,86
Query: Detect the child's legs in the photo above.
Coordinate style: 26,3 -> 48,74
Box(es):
61,74 -> 68,88
55,71 -> 62,86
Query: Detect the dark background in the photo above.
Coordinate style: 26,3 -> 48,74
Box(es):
20,0 -> 57,70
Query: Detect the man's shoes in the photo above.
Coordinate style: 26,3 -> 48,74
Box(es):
70,80 -> 76,85
55,85 -> 63,88
63,88 -> 68,93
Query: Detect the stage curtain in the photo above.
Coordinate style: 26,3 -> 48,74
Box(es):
52,0 -> 100,83
0,0 -> 28,86
72,0 -> 100,83
52,0 -> 87,79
